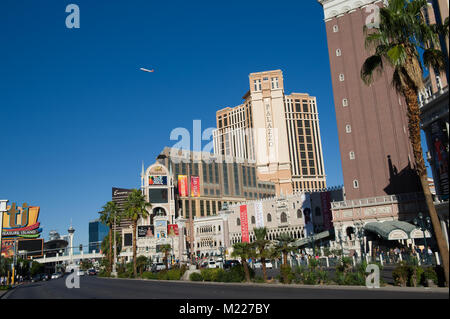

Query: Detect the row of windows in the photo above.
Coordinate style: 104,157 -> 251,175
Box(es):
253,77 -> 280,91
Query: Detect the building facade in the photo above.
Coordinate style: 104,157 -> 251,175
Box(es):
318,0 -> 422,200
88,219 -> 109,253
213,70 -> 327,195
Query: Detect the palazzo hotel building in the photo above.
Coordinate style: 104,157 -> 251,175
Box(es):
213,70 -> 327,195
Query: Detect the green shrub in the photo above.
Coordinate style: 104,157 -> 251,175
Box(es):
252,276 -> 265,283
280,265 -> 293,284
0,285 -> 11,290
409,265 -> 424,287
392,262 -> 410,287
189,272 -> 203,281
421,267 -> 438,286
142,271 -> 158,280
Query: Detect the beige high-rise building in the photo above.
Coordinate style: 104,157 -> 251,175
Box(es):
213,70 -> 327,195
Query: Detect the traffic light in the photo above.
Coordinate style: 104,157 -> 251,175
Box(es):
79,244 -> 83,252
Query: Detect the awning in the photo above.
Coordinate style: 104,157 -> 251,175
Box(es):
364,220 -> 431,240
294,230 -> 332,247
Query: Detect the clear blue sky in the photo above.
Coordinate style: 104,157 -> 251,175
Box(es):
1,0 -> 346,247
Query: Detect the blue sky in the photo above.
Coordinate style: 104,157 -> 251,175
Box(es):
1,0 -> 363,247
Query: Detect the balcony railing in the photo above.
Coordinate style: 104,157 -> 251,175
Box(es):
331,192 -> 425,210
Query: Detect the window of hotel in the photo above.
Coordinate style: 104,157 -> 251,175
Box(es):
271,77 -> 279,89
339,74 -> 345,81
336,49 -> 342,56
237,218 -> 241,226
200,200 -> 205,216
302,168 -> 308,175
280,212 -> 288,223
333,25 -> 339,32
303,104 -> 309,112
267,213 -> 272,222
353,180 -> 359,188
346,124 -> 352,133
251,216 -> 255,224
310,168 -> 316,175
297,209 -> 302,218
342,98 -> 348,107
349,151 -> 355,160
254,79 -> 262,91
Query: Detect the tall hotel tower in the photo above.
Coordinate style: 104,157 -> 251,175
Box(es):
317,0 -> 421,200
213,70 -> 327,195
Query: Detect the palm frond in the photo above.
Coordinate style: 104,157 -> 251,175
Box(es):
361,55 -> 384,85
423,48 -> 446,72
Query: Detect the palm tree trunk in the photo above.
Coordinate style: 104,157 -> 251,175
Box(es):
165,251 -> 169,270
404,85 -> 449,286
108,228 -> 112,273
242,260 -> 251,282
261,255 -> 268,282
132,220 -> 137,278
283,251 -> 288,266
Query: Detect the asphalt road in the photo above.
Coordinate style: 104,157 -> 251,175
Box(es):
3,276 -> 448,299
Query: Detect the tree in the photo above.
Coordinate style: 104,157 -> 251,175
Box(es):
136,255 -> 149,277
253,227 -> 270,282
275,233 -> 297,266
99,201 -> 121,272
100,231 -> 122,269
231,242 -> 254,283
159,244 -> 172,270
123,189 -> 151,277
360,0 -> 449,286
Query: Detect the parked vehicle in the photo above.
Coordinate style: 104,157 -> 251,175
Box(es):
207,261 -> 218,269
31,274 -> 41,282
151,263 -> 166,272
265,260 -> 273,269
88,269 -> 97,276
51,272 -> 63,279
223,260 -> 240,269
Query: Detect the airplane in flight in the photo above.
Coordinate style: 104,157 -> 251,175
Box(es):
140,68 -> 155,73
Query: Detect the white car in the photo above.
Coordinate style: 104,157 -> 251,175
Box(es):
207,261 -> 218,269
51,272 -> 63,279
76,270 -> 85,276
265,260 -> 273,269
253,260 -> 262,269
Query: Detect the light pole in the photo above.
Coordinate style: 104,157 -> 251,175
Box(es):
0,200 -> 8,270
112,213 -> 118,278
414,212 -> 432,264
354,222 -> 365,262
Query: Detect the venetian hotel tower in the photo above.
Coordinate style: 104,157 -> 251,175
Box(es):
317,0 -> 422,200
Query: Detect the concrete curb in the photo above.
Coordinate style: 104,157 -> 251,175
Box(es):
97,276 -> 449,293
0,283 -> 23,299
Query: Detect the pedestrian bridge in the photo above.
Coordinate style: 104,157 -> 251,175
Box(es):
33,252 -> 104,264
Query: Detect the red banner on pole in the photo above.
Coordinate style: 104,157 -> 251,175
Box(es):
178,175 -> 188,197
190,176 -> 200,197
239,205 -> 250,243
168,224 -> 179,236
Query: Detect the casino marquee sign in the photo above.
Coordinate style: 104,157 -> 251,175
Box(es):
1,203 -> 42,238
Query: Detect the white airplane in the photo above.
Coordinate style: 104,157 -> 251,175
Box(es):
140,68 -> 154,73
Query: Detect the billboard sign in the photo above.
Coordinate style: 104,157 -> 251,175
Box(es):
239,205 -> 250,243
2,203 -> 42,239
168,224 -> 179,236
138,225 -> 154,238
17,238 -> 44,257
178,175 -> 188,197
149,176 -> 167,186
190,176 -> 200,197
254,201 -> 264,228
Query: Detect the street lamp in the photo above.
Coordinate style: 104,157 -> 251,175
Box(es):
354,222 -> 365,262
413,212 -> 432,263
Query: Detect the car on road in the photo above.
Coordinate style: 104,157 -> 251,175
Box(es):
265,260 -> 273,269
223,260 -> 240,269
41,273 -> 50,281
51,272 -> 63,279
207,260 -> 218,269
88,269 -> 97,276
31,274 -> 41,282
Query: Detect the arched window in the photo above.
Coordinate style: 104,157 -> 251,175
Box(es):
333,25 -> 339,32
237,218 -> 241,226
349,151 -> 355,160
339,73 -> 345,81
345,124 -> 352,133
336,48 -> 342,56
267,213 -> 272,222
297,209 -> 302,219
280,212 -> 288,223
342,98 -> 348,107
353,180 -> 359,188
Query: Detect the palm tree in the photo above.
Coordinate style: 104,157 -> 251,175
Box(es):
100,231 -> 122,266
99,201 -> 120,272
275,233 -> 296,266
159,244 -> 172,270
231,242 -> 254,282
136,255 -> 149,277
123,189 -> 152,277
253,227 -> 270,282
360,0 -> 449,286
